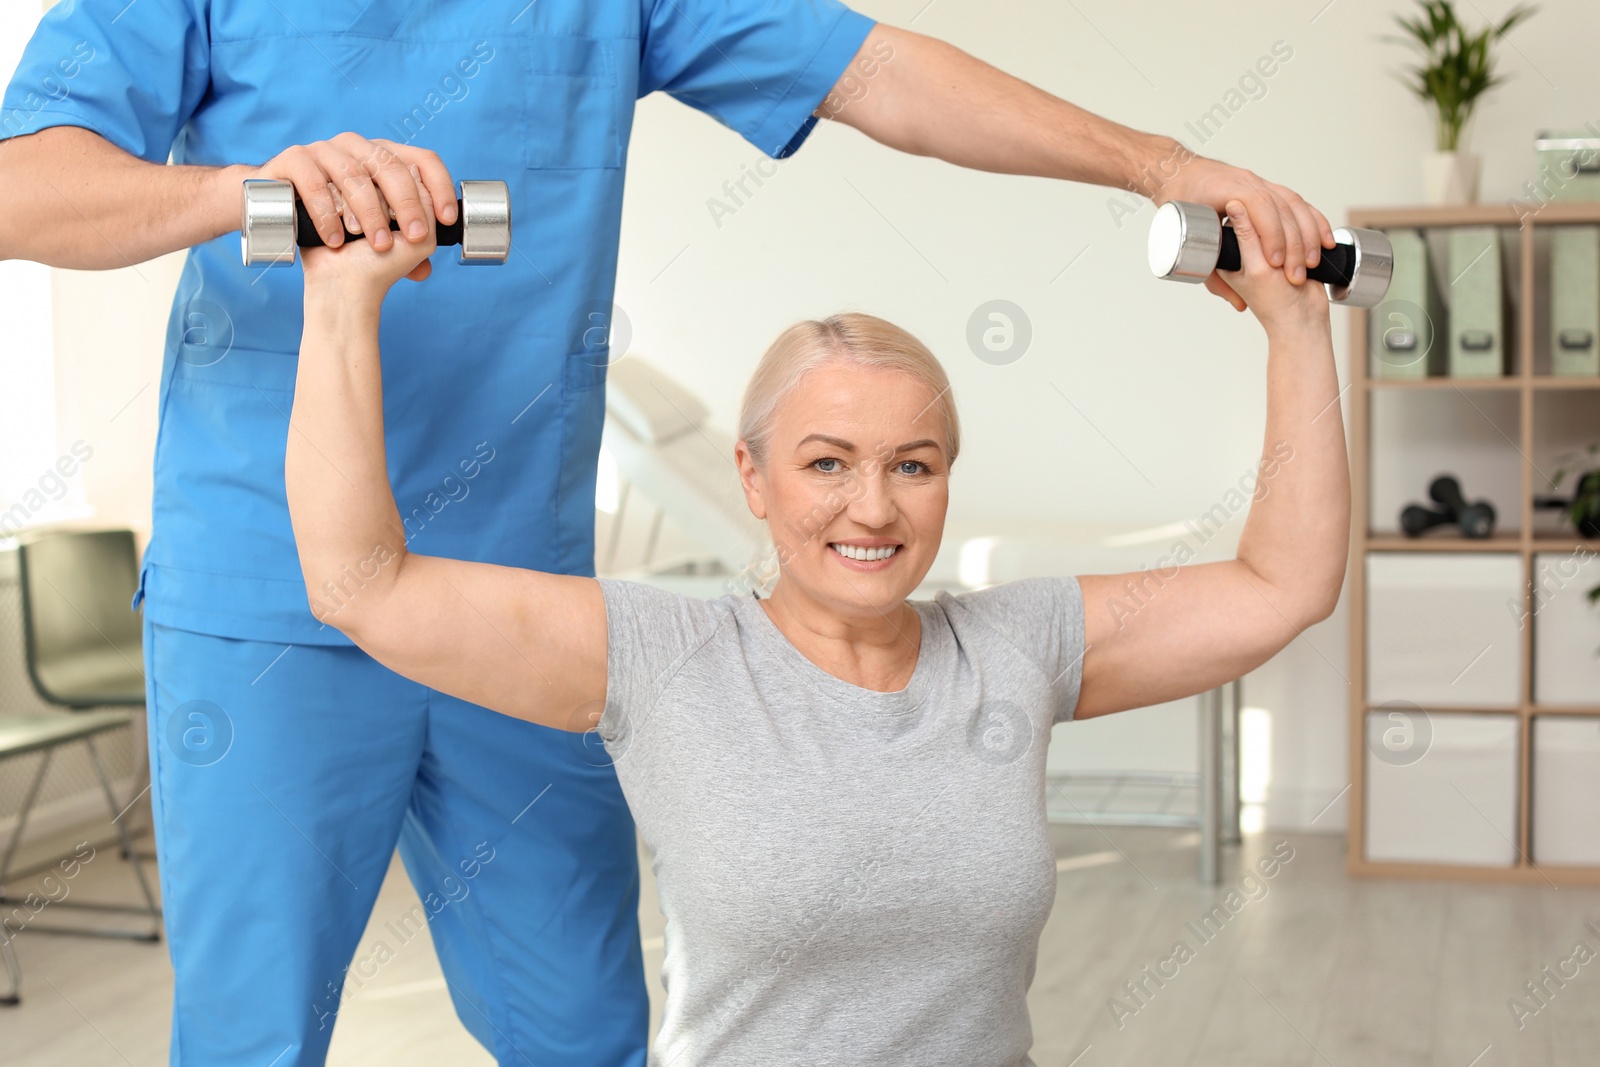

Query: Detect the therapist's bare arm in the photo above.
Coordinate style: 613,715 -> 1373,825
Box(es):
0,125 -> 455,269
284,177 -> 604,732
1072,199 -> 1349,719
823,23 -> 1333,309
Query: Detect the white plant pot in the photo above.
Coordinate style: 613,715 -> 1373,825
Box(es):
1422,151 -> 1481,205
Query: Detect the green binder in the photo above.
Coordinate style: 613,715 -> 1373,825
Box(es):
1550,225 -> 1600,377
1448,228 -> 1507,378
1371,229 -> 1444,379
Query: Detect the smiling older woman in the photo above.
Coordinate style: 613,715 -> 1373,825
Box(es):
285,176 -> 1348,1065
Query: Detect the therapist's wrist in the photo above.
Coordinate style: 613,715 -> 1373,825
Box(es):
1124,134 -> 1196,203
205,162 -> 257,241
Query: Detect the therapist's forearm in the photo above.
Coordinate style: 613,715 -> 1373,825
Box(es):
828,24 -> 1180,193
285,283 -> 409,628
0,125 -> 244,268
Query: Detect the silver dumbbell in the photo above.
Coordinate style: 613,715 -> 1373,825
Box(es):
1148,200 -> 1393,308
240,179 -> 511,267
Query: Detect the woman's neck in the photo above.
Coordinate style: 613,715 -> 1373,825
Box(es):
760,582 -> 922,693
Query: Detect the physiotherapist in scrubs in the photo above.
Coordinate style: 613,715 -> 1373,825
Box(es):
0,1 -> 1336,1063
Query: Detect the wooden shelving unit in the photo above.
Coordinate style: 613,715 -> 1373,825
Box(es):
1346,201 -> 1600,886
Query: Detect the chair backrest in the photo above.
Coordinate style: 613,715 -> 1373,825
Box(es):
17,529 -> 144,708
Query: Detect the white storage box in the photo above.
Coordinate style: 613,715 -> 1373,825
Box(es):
1532,716 -> 1600,866
1531,551 -> 1600,705
1367,553 -> 1524,707
1364,711 -> 1519,866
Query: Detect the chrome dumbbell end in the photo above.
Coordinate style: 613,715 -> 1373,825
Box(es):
240,179 -> 299,268
1147,201 -> 1222,285
457,179 -> 512,265
1326,226 -> 1393,309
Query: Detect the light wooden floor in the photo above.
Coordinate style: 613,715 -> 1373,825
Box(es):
5,823 -> 1598,1066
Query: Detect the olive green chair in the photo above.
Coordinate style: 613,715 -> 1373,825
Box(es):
1,529 -> 161,1006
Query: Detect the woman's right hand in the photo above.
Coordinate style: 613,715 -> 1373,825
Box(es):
242,132 -> 457,252
1215,198 -> 1330,333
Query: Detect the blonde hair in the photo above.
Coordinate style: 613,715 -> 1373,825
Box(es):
737,312 -> 960,468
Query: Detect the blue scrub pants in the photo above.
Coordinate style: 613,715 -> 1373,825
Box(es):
142,616 -> 647,1066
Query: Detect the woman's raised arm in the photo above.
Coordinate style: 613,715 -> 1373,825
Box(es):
1074,199 -> 1351,719
283,178 -> 605,732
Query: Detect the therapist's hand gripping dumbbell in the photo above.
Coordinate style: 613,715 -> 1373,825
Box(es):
234,133 -> 508,269
1149,200 -> 1394,308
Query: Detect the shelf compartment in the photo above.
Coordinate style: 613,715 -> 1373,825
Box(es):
1531,716 -> 1600,866
1366,224 -> 1524,381
1530,550 -> 1600,706
1366,553 -> 1524,707
1363,710 -> 1520,867
1368,388 -> 1522,539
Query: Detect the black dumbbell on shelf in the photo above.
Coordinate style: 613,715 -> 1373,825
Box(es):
1401,475 -> 1497,539
239,178 -> 511,267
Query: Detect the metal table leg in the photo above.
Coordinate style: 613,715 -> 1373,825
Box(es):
1198,686 -> 1223,885
1222,678 -> 1243,846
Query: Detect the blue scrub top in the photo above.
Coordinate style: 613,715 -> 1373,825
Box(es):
1,0 -> 875,645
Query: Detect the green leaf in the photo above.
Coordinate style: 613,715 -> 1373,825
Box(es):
1387,0 -> 1532,128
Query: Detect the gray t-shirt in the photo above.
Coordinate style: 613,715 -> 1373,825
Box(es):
597,576 -> 1086,1067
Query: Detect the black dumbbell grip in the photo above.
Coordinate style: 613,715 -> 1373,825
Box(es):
1216,227 -> 1357,287
1401,504 -> 1453,536
293,198 -> 466,249
1429,475 -> 1468,515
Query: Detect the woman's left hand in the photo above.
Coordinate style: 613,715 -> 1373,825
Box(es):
1215,198 -> 1329,332
301,164 -> 439,296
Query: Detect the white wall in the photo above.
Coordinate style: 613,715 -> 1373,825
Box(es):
48,256 -> 180,537
12,0 -> 1596,832
0,0 -> 65,519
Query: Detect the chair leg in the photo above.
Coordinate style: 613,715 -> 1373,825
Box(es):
117,713 -> 156,861
0,753 -> 51,1009
0,750 -> 54,894
0,738 -> 163,944
83,737 -> 162,936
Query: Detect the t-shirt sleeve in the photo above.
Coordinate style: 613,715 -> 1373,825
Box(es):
942,577 -> 1087,724
1,0 -> 211,161
596,578 -> 735,747
637,0 -> 876,158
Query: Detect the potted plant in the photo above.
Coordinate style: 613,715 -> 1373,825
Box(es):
1387,0 -> 1537,205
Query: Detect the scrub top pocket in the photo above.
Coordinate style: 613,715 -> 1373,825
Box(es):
520,34 -> 629,170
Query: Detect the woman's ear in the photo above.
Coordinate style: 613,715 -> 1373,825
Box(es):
733,440 -> 767,521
